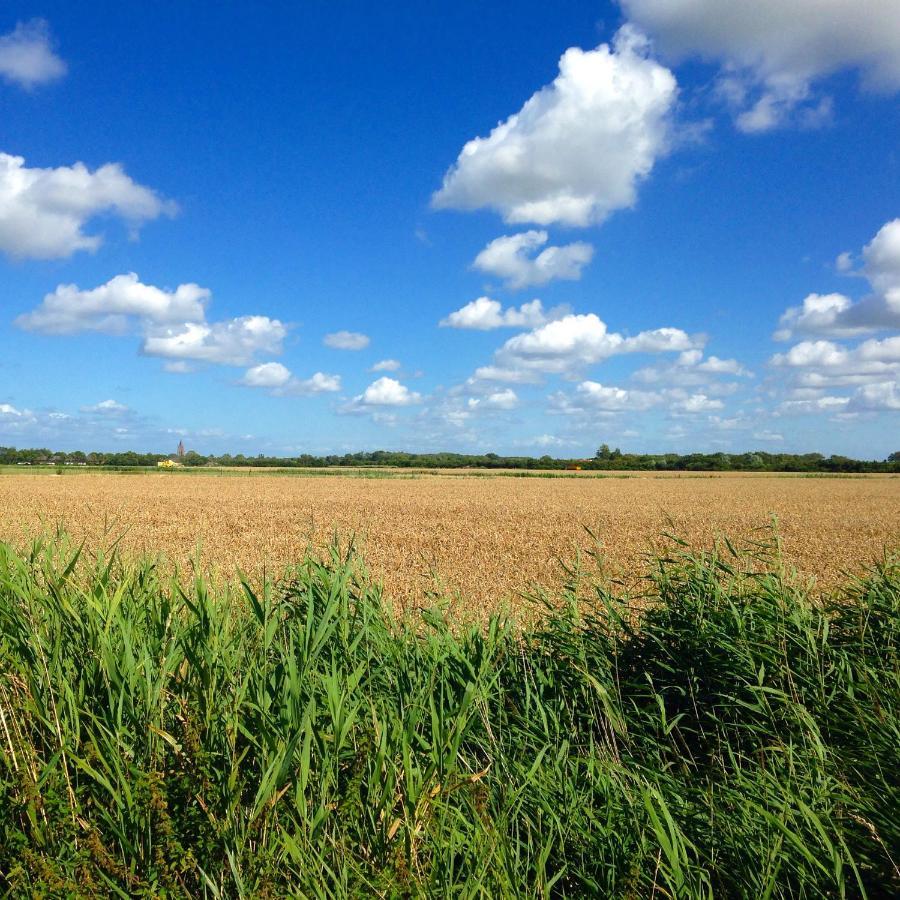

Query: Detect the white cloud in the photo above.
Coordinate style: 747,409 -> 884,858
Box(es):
342,377 -> 422,414
776,219 -> 900,338
472,231 -> 593,289
241,362 -> 341,396
142,316 -> 286,366
324,330 -> 370,350
432,26 -> 677,226
471,364 -> 544,384
0,403 -> 31,419
753,430 -> 784,442
440,297 -> 564,331
633,348 -> 751,385
522,434 -> 578,449
771,336 -> 900,387
241,362 -> 292,389
15,273 -> 209,335
622,0 -> 900,131
493,313 -> 699,377
572,381 -> 662,411
778,395 -> 852,415
0,19 -> 66,89
836,251 -> 854,273
80,399 -> 129,416
854,381 -> 900,411
467,388 -> 519,411
673,393 -> 723,413
771,332 -> 900,415
17,273 -> 287,370
0,153 -> 176,259
370,358 -> 401,372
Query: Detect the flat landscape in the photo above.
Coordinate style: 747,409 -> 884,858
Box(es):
2,469 -> 897,615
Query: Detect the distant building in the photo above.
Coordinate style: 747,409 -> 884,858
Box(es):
177,440 -> 185,460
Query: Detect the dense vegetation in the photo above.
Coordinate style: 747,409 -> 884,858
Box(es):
1,533 -> 898,896
3,444 -> 900,473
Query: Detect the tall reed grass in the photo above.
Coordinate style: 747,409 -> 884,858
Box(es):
1,532 -> 897,897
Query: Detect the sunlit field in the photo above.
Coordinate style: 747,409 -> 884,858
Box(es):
0,469 -> 897,618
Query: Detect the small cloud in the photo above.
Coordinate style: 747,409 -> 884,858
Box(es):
472,231 -> 593,289
0,19 -> 66,89
341,376 -> 421,414
467,388 -> 519,411
80,399 -> 129,415
324,330 -> 370,351
441,297 -> 566,331
370,358 -> 402,372
835,251 -> 854,273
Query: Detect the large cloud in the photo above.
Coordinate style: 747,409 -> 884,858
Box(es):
142,317 -> 286,367
771,335 -> 900,388
17,273 -> 286,369
15,273 -> 209,335
553,380 -> 723,414
432,26 -> 677,226
0,19 -> 66,89
775,219 -> 900,339
472,231 -> 593,289
621,0 -> 900,131
0,153 -> 176,259
771,333 -> 900,416
492,313 -> 699,378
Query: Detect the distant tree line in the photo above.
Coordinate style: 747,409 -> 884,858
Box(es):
2,445 -> 899,473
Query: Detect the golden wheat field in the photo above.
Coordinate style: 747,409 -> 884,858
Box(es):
1,469 -> 898,617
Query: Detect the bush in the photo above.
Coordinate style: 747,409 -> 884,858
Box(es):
1,534 -> 897,896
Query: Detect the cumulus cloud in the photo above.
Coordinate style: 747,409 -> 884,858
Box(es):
467,388 -> 519,411
570,381 -> 662,411
0,153 -> 176,259
633,348 -> 751,386
553,380 -> 721,415
775,220 -> 900,339
621,0 -> 900,131
370,358 -> 401,372
340,377 -> 422,415
492,313 -> 699,378
142,316 -> 287,367
771,336 -> 900,386
432,26 -> 677,226
0,19 -> 66,88
472,231 -> 594,289
440,297 -> 565,331
324,330 -> 370,350
17,273 -> 288,370
0,403 -> 32,420
15,273 -> 209,335
241,362 -> 341,396
771,333 -> 900,415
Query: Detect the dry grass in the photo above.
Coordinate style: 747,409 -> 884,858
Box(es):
1,469 -> 897,618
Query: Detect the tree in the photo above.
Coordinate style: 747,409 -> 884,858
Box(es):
596,444 -> 611,460
889,452 -> 900,463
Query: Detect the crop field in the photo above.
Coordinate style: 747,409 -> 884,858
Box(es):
2,469 -> 899,895
0,469 -> 897,617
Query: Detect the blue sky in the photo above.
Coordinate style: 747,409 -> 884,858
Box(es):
1,1 -> 898,457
